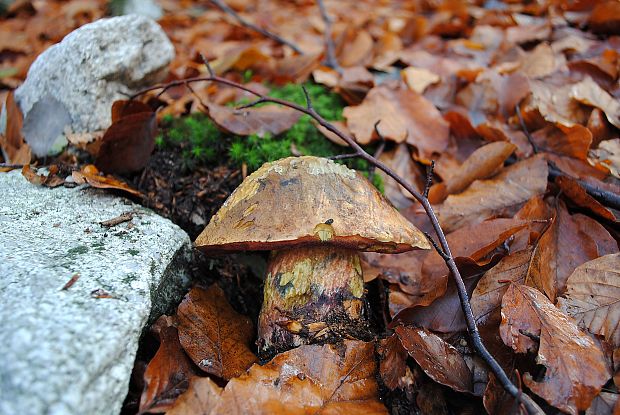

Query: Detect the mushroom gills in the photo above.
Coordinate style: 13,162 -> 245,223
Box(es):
258,245 -> 369,358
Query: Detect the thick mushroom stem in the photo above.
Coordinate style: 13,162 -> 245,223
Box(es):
258,245 -> 369,358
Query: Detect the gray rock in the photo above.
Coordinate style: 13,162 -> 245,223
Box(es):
121,0 -> 163,20
14,15 -> 174,149
0,170 -> 192,415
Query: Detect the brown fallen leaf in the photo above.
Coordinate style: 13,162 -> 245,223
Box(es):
21,164 -> 65,188
437,155 -> 548,232
585,391 -> 619,415
589,138 -> 620,180
95,101 -> 157,175
528,80 -> 590,127
166,377 -> 222,415
558,254 -> 620,348
176,285 -> 257,381
139,316 -> 198,414
395,326 -> 473,393
0,91 -> 31,164
378,334 -> 409,391
570,77 -> 620,129
376,143 -> 422,209
526,201 -> 600,302
205,102 -> 301,137
72,165 -> 143,198
201,340 -> 387,414
555,175 -> 618,222
401,66 -> 440,94
500,283 -> 610,414
61,273 -> 80,291
588,1 -> 620,35
428,141 -> 516,203
532,125 -> 592,160
343,82 -> 449,160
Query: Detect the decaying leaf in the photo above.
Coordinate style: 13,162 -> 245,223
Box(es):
378,333 -> 410,391
558,254 -> 620,348
176,285 -> 257,381
438,156 -> 548,232
500,284 -> 610,414
192,340 -> 387,414
205,102 -> 301,137
343,82 -> 449,160
395,326 -> 473,393
139,316 -> 198,414
528,80 -> 590,127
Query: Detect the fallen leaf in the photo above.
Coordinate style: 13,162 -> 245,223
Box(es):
206,340 -> 388,414
558,254 -> 620,348
428,141 -> 516,203
343,82 -> 449,160
532,125 -> 592,160
205,102 -> 301,137
378,334 -> 409,391
588,1 -> 620,35
519,42 -> 565,79
437,155 -> 548,232
338,29 -> 373,68
529,80 -> 590,127
61,273 -> 80,291
176,285 -> 257,380
555,175 -> 617,222
21,164 -> 65,188
140,316 -> 198,414
95,102 -> 157,174
395,326 -> 473,393
585,391 -> 619,415
376,143 -> 421,209
72,165 -> 143,198
500,284 -> 610,414
570,77 -> 620,129
166,377 -> 222,415
589,138 -> 620,179
0,91 -> 31,164
401,66 -> 440,94
526,201 -> 600,302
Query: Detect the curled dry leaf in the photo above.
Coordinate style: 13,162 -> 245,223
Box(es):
205,102 -> 301,137
401,66 -> 440,94
570,77 -> 620,129
95,100 -> 157,174
428,141 -> 516,203
395,326 -> 473,393
176,285 -> 257,381
0,91 -> 31,164
139,316 -> 198,414
22,164 -> 64,188
166,377 -> 222,415
589,138 -> 620,179
378,334 -> 409,391
437,155 -> 548,232
500,284 -> 610,415
72,165 -> 143,198
528,80 -> 590,127
526,202 -> 600,302
558,254 -> 620,348
194,340 -> 387,414
343,83 -> 449,160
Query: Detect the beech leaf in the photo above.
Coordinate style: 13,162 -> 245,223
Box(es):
205,102 -> 301,137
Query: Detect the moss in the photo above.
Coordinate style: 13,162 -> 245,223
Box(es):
67,245 -> 89,257
157,81 -> 384,191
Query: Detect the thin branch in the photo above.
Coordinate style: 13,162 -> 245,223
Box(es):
329,153 -> 359,160
423,232 -> 450,261
132,70 -> 544,415
316,0 -> 342,72
301,85 -> 314,111
0,163 -> 24,169
423,160 -> 435,198
209,0 -> 304,54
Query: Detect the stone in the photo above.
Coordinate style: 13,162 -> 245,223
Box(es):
13,15 -> 174,154
121,0 -> 163,20
0,170 -> 192,415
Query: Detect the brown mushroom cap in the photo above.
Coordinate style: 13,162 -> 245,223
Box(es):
195,156 -> 430,253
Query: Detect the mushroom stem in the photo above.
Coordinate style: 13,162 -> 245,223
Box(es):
258,246 -> 369,358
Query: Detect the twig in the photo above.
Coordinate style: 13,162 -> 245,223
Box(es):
316,0 -> 342,72
423,161 -> 435,198
515,104 -> 620,211
423,232 -> 450,261
369,121 -> 386,178
131,70 -> 544,415
209,0 -> 304,54
0,163 -> 25,169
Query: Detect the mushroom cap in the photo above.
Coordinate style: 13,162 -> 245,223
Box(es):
195,156 -> 430,253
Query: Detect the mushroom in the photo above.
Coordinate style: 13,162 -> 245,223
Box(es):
195,156 -> 429,357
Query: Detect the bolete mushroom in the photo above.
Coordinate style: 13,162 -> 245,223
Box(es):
195,156 -> 429,357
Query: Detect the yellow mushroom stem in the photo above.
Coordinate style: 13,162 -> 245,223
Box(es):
257,245 -> 369,358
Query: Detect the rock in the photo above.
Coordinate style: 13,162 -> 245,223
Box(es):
120,0 -> 163,20
0,170 -> 192,415
13,15 -> 174,155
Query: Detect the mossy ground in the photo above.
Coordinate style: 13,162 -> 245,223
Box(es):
155,81 -> 384,192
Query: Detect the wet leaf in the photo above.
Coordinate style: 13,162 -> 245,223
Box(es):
176,285 -> 257,381
500,284 -> 610,414
343,82 -> 449,160
139,316 -> 198,414
202,340 -> 387,414
558,254 -> 620,348
437,156 -> 548,232
395,326 -> 473,393
205,102 -> 301,137
378,334 -> 409,391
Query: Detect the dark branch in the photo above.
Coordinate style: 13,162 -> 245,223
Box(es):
131,69 -> 545,415
423,232 -> 450,261
423,160 -> 435,198
209,0 -> 304,54
302,85 -> 314,111
316,0 -> 341,72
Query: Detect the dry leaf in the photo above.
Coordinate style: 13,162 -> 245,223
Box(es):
0,91 -> 31,164
395,326 -> 473,393
378,334 -> 409,391
166,377 -> 222,415
589,1 -> 620,35
500,284 -> 610,414
206,340 -> 388,414
343,83 -> 449,160
437,156 -> 548,232
72,165 -> 143,198
532,125 -> 592,160
570,77 -> 620,129
176,285 -> 257,381
589,138 -> 620,179
139,316 -> 198,414
401,66 -> 440,94
529,80 -> 590,127
555,175 -> 617,222
585,391 -> 619,415
205,102 -> 301,137
558,254 -> 620,348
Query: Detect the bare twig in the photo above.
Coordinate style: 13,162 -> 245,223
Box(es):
423,231 -> 450,261
423,160 -> 435,198
209,0 -> 304,54
0,163 -> 25,169
316,0 -> 342,72
131,70 -> 544,415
